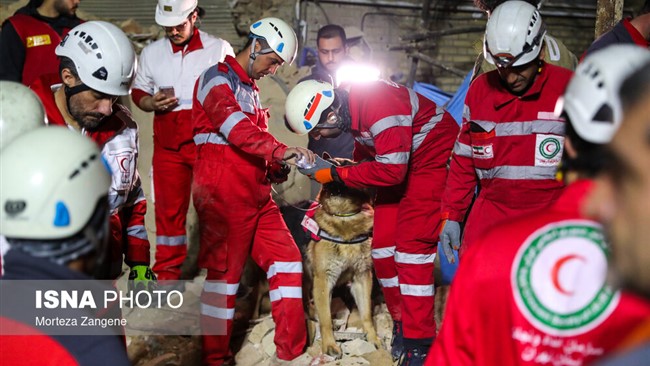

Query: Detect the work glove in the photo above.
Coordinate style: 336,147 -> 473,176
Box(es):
267,162 -> 291,183
439,220 -> 461,264
297,155 -> 341,184
128,265 -> 157,292
437,242 -> 459,285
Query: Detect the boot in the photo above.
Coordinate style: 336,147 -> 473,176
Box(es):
390,320 -> 404,361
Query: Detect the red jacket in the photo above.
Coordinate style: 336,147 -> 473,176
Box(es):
337,80 -> 459,190
442,63 -> 572,229
427,180 -> 650,366
192,56 -> 287,199
31,74 -> 150,272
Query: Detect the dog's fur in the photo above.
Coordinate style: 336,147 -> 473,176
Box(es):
303,178 -> 380,357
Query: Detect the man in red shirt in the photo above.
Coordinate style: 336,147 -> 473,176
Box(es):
584,56 -> 650,366
191,17 -> 315,365
439,0 -> 573,258
285,78 -> 459,365
0,0 -> 82,86
426,44 -> 650,366
30,21 -> 154,289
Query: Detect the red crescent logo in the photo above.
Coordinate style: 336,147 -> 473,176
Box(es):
545,143 -> 555,154
551,254 -> 585,295
119,157 -> 128,171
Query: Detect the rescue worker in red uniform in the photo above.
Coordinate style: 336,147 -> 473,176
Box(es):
439,1 -> 573,259
285,78 -> 459,365
0,0 -> 82,86
426,44 -> 650,366
30,21 -> 155,289
0,127 -> 130,366
191,17 -> 315,365
132,0 -> 234,281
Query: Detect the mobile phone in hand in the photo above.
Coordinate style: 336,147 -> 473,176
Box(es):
159,86 -> 175,98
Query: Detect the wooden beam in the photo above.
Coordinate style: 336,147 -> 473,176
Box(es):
595,0 -> 624,38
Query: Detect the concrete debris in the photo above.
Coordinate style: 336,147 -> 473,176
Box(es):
322,356 -> 370,366
341,339 -> 376,357
262,329 -> 277,357
235,342 -> 266,365
248,316 -> 276,344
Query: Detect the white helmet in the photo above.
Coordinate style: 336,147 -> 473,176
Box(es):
249,17 -> 298,64
55,21 -> 136,96
285,80 -> 335,135
0,81 -> 45,150
557,45 -> 650,144
484,0 -> 546,68
0,127 -> 111,241
155,0 -> 197,27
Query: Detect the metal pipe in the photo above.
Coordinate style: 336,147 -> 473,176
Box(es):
410,52 -> 466,77
401,25 -> 485,42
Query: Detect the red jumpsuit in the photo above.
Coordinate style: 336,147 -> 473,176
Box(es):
442,63 -> 572,256
192,56 -> 306,364
426,180 -> 650,365
32,74 -> 150,277
132,29 -> 233,281
333,80 -> 459,341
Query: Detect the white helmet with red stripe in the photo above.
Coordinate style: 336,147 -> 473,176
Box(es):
284,80 -> 336,135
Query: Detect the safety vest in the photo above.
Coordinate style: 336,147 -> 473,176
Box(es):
8,14 -> 75,86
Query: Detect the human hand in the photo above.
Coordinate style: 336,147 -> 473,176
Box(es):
283,147 -> 316,166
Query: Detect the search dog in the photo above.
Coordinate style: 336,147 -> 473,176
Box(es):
302,166 -> 380,357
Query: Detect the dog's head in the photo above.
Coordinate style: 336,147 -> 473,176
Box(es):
318,155 -> 373,216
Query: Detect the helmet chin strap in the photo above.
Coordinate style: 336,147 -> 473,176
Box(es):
247,37 -> 258,76
247,36 -> 276,77
63,83 -> 91,124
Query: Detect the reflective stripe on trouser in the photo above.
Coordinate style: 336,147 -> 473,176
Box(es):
152,144 -> 195,280
371,185 -> 406,322
193,167 -> 306,365
395,169 -> 446,340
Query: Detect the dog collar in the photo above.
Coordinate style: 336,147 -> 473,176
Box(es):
301,213 -> 371,245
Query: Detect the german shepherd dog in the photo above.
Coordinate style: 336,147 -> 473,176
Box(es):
303,173 -> 381,357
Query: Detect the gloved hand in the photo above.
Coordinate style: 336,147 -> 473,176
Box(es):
128,265 -> 157,292
439,220 -> 461,264
437,242 -> 459,285
267,162 -> 291,183
296,155 -> 334,176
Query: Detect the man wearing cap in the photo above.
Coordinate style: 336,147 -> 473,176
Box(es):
191,17 -> 315,365
439,1 -> 573,258
132,0 -> 233,282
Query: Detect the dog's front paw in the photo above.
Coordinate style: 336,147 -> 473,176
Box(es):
322,341 -> 342,359
367,332 -> 383,350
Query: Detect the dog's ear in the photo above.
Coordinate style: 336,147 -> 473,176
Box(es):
322,152 -> 332,160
